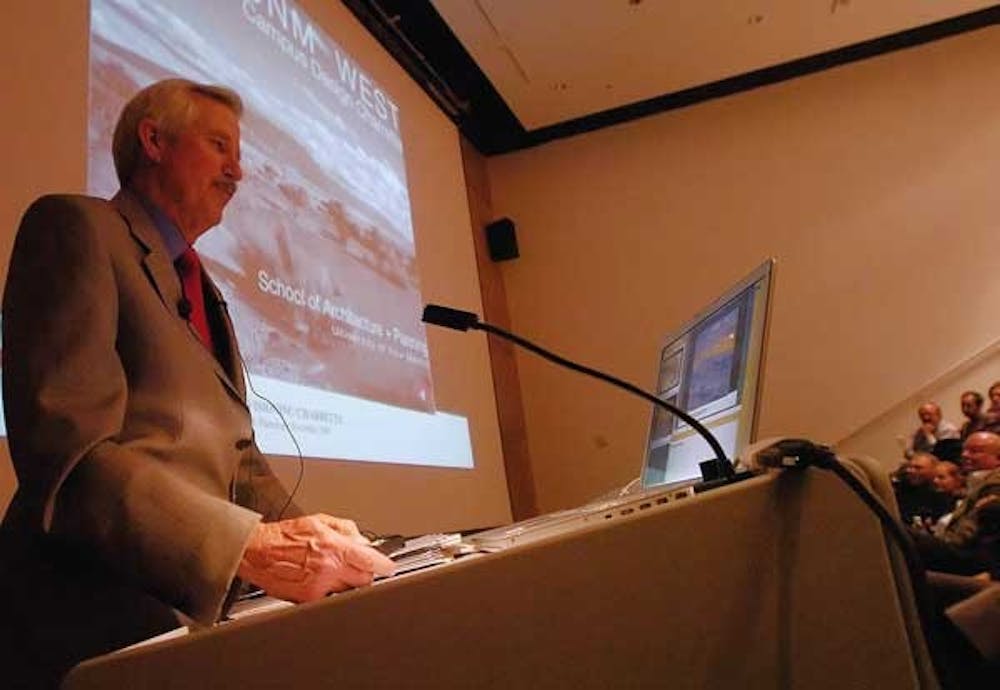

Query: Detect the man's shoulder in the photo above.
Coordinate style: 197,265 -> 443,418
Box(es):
19,193 -> 139,239
967,470 -> 1000,503
26,193 -> 111,212
21,193 -> 119,227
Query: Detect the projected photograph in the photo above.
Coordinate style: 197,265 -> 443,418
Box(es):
88,0 -> 472,467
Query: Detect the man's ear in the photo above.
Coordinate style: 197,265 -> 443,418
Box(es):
137,118 -> 164,163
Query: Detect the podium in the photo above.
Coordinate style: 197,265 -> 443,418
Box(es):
64,467 -> 937,689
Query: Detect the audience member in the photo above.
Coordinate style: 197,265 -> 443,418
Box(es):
933,460 -> 967,499
912,431 -> 1000,575
981,381 -> 1000,434
895,452 -> 952,527
931,460 -> 967,536
988,382 -> 1000,411
959,391 -> 986,440
905,402 -> 960,459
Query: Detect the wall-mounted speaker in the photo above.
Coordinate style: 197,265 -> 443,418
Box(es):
485,217 -> 519,262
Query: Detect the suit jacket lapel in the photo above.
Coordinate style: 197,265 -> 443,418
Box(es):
111,190 -> 248,408
112,190 -> 178,315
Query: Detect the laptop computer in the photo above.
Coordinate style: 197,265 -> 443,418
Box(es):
467,260 -> 774,552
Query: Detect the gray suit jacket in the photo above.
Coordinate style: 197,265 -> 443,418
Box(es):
0,191 -> 296,685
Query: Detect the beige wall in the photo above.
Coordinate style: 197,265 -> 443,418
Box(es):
487,26 -> 1000,512
0,3 -> 90,513
838,339 -> 1000,468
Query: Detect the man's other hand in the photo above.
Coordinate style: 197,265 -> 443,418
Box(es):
237,514 -> 396,602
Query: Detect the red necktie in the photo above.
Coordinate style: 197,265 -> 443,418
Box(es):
175,247 -> 214,351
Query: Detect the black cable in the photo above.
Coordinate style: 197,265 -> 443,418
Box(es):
237,355 -> 305,521
473,321 -> 734,478
214,293 -> 305,520
422,303 -> 735,480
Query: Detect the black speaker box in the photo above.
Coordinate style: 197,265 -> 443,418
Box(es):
485,217 -> 519,262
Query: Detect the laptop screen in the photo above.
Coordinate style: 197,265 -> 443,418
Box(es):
641,260 -> 774,488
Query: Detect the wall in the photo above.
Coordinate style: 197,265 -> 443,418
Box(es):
486,26 -> 1000,512
0,2 -> 90,512
838,339 -> 1000,467
460,139 -> 537,520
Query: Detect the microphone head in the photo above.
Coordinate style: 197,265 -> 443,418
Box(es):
422,304 -> 480,332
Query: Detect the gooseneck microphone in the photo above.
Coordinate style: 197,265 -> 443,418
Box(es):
422,303 -> 736,482
422,304 -> 479,332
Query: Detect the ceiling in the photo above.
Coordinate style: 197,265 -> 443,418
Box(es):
344,1 -> 1000,154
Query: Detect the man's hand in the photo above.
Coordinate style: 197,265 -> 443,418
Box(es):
237,514 -> 395,602
973,494 -> 1000,510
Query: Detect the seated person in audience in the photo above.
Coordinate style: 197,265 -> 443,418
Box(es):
933,460 -> 967,500
904,402 -> 960,459
981,382 -> 1000,434
959,390 -> 986,440
912,431 -> 1000,575
931,460 -> 967,536
926,572 -> 1000,687
989,381 -> 1000,408
895,452 -> 952,528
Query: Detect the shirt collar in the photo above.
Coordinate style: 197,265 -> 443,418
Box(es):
133,191 -> 190,262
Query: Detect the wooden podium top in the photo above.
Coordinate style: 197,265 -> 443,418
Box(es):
65,469 -> 937,689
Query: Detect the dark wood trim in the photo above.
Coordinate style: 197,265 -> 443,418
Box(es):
459,137 -> 538,520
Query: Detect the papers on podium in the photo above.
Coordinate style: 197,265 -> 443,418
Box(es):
384,533 -> 471,575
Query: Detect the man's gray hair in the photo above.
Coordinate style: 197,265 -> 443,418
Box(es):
112,78 -> 243,185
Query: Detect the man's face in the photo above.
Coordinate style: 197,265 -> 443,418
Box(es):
961,433 -> 1000,472
932,464 -> 963,495
961,394 -> 982,420
918,405 -> 941,427
150,94 -> 242,240
906,456 -> 937,485
991,387 -> 1000,409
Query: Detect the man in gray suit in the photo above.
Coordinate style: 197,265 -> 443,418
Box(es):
0,79 -> 393,687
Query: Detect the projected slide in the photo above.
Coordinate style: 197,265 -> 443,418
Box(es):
88,0 -> 472,467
